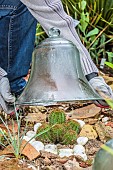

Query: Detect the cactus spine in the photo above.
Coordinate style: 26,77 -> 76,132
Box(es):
36,123 -> 51,143
61,130 -> 77,145
66,120 -> 81,134
49,109 -> 66,125
50,124 -> 66,143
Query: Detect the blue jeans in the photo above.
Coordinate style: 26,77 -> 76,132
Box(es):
0,0 -> 37,95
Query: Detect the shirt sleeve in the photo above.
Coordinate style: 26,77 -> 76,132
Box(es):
20,0 -> 83,48
20,0 -> 99,75
0,67 -> 7,79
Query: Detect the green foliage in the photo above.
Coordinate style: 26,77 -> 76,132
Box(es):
49,109 -> 66,125
106,99 -> 113,109
0,108 -> 23,159
61,0 -> 113,64
106,52 -> 113,63
86,0 -> 113,31
35,23 -> 47,45
105,62 -> 113,69
0,105 -> 51,159
35,0 -> 113,65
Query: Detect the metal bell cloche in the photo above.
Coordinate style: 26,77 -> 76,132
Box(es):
16,27 -> 101,105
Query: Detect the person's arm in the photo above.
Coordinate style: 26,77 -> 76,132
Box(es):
0,67 -> 7,79
21,0 -> 98,75
21,0 -> 79,45
20,0 -> 84,49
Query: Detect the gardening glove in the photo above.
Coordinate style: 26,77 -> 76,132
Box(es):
0,68 -> 15,114
89,76 -> 113,108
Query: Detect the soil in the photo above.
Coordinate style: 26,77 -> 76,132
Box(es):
0,158 -> 32,170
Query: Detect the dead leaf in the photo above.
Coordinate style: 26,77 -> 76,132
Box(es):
69,104 -> 101,119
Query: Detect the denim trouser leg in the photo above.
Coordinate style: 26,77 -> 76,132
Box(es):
0,0 -> 37,95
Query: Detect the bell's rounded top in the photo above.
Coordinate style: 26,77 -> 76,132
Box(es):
38,27 -> 73,47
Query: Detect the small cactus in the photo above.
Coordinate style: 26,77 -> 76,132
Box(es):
61,130 -> 77,145
66,120 -> 81,134
49,109 -> 66,125
36,123 -> 51,143
50,124 -> 66,143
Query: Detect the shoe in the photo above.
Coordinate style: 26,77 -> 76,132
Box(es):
89,76 -> 113,108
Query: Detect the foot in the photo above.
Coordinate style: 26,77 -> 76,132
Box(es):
89,76 -> 113,108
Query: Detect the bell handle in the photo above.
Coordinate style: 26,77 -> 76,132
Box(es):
48,27 -> 60,37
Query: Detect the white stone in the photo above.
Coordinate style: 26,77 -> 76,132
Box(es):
77,137 -> 88,146
31,141 -> 44,151
102,117 -> 109,123
34,123 -> 42,132
79,153 -> 88,161
27,165 -> 37,170
26,131 -> 36,138
73,144 -> 85,154
44,144 -> 58,155
23,136 -> 35,143
59,148 -> 73,158
73,119 -> 85,128
73,144 -> 87,161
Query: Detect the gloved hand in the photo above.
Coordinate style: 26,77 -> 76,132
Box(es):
89,76 -> 113,108
0,68 -> 15,114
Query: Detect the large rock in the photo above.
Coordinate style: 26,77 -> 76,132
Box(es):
79,125 -> 98,139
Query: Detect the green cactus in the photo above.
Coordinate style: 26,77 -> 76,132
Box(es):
61,129 -> 77,145
50,124 -> 66,143
49,109 -> 66,125
35,111 -> 80,145
36,123 -> 51,143
66,120 -> 81,134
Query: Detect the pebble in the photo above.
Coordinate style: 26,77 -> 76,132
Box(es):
79,124 -> 98,139
27,165 -> 37,170
45,144 -> 58,155
31,141 -> 44,151
73,144 -> 87,161
59,148 -> 73,158
26,130 -> 36,138
102,117 -> 109,123
34,123 -> 42,132
77,137 -> 88,146
43,157 -> 51,165
73,119 -> 85,128
23,136 -> 35,143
